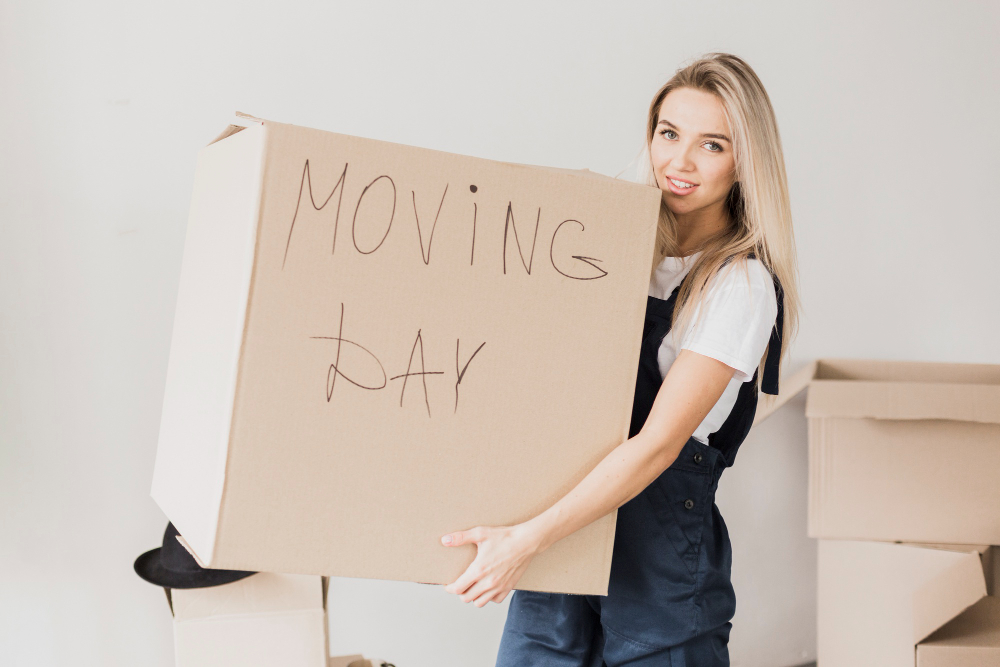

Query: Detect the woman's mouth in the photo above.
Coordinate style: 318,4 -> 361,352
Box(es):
665,176 -> 699,196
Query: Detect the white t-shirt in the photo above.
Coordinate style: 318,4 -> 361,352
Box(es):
648,251 -> 778,445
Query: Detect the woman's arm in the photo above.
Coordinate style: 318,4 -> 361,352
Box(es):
442,348 -> 736,606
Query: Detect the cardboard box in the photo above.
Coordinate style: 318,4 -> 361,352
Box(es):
817,539 -> 998,667
917,596 -> 1000,666
170,573 -> 328,667
151,112 -> 661,595
754,358 -> 1000,544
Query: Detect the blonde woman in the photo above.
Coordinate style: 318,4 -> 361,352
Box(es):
441,53 -> 800,666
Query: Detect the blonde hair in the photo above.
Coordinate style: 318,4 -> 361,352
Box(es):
637,52 -> 800,397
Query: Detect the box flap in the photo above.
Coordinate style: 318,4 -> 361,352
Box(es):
818,540 -> 989,667
814,358 -> 1000,384
753,360 -> 817,423
755,358 -> 1000,424
150,119 -> 269,564
919,596 -> 1000,650
208,111 -> 266,146
914,546 -> 991,642
806,380 -> 1000,423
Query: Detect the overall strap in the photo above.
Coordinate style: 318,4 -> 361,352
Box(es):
761,275 -> 784,395
731,251 -> 784,396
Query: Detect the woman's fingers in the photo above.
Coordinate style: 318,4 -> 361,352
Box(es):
440,525 -> 529,605
473,587 -> 501,608
442,525 -> 487,547
444,566 -> 478,596
460,574 -> 496,604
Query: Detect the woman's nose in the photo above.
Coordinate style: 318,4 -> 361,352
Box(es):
671,143 -> 696,171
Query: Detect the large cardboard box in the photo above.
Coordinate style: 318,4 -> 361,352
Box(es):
754,358 -> 1000,544
817,540 -> 998,667
917,596 -> 1000,666
170,573 -> 328,667
152,112 -> 661,595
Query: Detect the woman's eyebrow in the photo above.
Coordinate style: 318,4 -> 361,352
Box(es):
657,119 -> 731,143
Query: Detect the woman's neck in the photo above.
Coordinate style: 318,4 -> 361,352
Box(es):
673,205 -> 730,256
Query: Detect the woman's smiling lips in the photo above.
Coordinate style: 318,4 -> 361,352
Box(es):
664,174 -> 699,196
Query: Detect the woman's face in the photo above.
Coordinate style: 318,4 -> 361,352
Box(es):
650,87 -> 737,221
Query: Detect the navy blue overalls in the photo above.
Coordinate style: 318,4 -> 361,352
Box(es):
496,259 -> 784,667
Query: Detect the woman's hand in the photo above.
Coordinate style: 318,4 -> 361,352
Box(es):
441,523 -> 543,607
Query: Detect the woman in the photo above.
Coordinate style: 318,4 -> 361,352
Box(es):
441,52 -> 800,666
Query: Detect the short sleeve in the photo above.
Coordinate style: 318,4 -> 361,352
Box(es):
678,259 -> 779,383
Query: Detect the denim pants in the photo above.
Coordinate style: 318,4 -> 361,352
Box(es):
495,438 -> 736,667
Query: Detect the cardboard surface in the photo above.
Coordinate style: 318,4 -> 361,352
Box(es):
754,358 -> 1000,543
152,113 -> 662,595
817,540 -> 993,667
171,573 -> 327,667
917,596 -> 1000,666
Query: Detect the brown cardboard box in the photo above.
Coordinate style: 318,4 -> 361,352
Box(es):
817,540 -> 997,667
754,358 -> 1000,544
171,573 -> 328,667
151,113 -> 661,595
917,596 -> 1000,666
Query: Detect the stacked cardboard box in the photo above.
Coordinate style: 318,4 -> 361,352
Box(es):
169,573 -> 329,667
757,359 -> 1000,666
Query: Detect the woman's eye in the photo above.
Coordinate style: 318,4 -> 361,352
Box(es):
659,129 -> 677,140
705,141 -> 722,152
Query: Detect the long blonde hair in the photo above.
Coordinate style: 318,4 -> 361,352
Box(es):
637,53 -> 800,397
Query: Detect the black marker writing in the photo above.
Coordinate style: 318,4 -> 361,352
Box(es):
503,203 -> 541,275
352,175 -> 396,255
309,302 -> 388,402
454,339 -> 486,413
550,219 -> 609,280
469,184 -> 478,266
283,160 -> 349,269
389,329 -> 444,417
411,184 -> 448,265
282,161 -> 608,281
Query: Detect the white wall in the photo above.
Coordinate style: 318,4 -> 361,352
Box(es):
2,1 -> 998,666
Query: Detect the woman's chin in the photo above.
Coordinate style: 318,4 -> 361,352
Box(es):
662,199 -> 696,217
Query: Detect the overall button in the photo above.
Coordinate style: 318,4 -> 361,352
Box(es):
693,452 -> 703,464
684,499 -> 695,510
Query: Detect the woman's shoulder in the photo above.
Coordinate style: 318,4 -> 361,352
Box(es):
706,255 -> 778,316
679,254 -> 779,379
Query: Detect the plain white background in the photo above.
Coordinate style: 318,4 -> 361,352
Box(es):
2,1 -> 999,665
